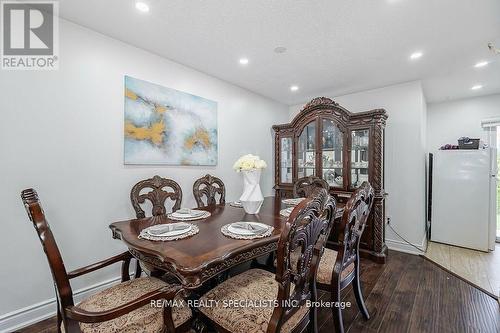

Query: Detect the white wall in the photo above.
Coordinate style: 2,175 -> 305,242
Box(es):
289,81 -> 428,254
427,94 -> 500,151
0,20 -> 288,331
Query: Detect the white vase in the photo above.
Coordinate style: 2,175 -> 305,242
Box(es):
239,169 -> 264,214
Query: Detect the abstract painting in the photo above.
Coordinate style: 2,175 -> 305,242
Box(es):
124,76 -> 217,165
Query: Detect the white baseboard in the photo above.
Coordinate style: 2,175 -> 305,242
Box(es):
0,276 -> 122,333
386,234 -> 427,255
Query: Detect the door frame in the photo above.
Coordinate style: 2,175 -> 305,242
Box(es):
482,119 -> 499,246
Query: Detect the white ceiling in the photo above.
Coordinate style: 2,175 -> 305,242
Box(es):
58,0 -> 500,105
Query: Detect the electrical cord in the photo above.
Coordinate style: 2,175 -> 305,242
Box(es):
387,222 -> 428,254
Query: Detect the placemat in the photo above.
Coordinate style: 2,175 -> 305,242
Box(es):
167,210 -> 211,221
221,223 -> 274,240
139,223 -> 199,241
280,208 -> 293,218
282,198 -> 306,206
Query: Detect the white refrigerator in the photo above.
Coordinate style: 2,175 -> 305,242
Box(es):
430,149 -> 496,252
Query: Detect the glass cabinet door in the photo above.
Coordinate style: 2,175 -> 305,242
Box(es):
351,129 -> 369,188
297,122 -> 316,178
321,119 -> 343,187
280,137 -> 293,183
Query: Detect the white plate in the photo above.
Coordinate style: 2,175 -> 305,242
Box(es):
146,223 -> 192,237
171,210 -> 204,219
227,222 -> 269,236
282,198 -> 306,206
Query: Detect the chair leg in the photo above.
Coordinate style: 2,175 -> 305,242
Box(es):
56,298 -> 62,333
352,260 -> 370,320
134,259 -> 142,278
308,282 -> 319,333
250,257 -> 259,268
331,282 -> 344,333
250,252 -> 275,271
308,309 -> 318,333
265,251 -> 276,272
213,271 -> 229,287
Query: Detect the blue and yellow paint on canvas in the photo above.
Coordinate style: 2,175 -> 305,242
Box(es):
124,76 -> 217,165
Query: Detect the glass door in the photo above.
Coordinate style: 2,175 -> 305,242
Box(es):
280,137 -> 293,184
297,122 -> 316,178
351,129 -> 370,189
321,119 -> 343,188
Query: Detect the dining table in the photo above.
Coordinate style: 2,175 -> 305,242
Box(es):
109,196 -> 344,290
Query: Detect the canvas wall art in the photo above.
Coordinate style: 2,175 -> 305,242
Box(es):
124,76 -> 218,165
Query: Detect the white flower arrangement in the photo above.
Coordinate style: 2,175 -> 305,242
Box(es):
233,154 -> 267,172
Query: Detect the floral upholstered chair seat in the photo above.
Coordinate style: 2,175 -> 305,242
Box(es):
317,248 -> 355,284
63,277 -> 192,333
199,269 -> 309,333
273,248 -> 355,284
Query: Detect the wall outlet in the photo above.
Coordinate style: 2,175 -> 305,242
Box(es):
386,216 -> 391,225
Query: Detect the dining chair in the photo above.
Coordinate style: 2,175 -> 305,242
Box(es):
315,181 -> 374,333
21,188 -> 192,333
193,174 -> 226,208
197,188 -> 337,333
293,176 -> 329,198
130,175 -> 183,278
130,175 -> 183,218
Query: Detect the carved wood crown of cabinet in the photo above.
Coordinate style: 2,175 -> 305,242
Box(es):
272,97 -> 388,263
273,97 -> 387,132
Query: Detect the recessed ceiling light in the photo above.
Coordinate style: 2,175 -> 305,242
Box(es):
135,1 -> 149,12
471,84 -> 483,90
239,58 -> 249,65
474,61 -> 489,68
290,85 -> 299,92
410,51 -> 423,60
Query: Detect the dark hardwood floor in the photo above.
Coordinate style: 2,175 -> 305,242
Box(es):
16,251 -> 500,333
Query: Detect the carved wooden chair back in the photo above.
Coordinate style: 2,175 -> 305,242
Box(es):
192,174 -> 225,208
130,175 -> 182,218
335,181 -> 374,281
21,189 -> 182,333
268,188 -> 337,332
21,189 -> 75,327
293,176 -> 330,198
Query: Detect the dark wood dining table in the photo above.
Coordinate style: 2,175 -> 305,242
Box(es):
109,196 -> 344,290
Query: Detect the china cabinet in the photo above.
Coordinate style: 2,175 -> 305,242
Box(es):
272,97 -> 388,263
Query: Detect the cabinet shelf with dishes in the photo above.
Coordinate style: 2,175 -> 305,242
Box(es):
272,97 -> 388,263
